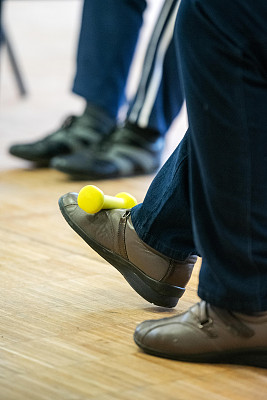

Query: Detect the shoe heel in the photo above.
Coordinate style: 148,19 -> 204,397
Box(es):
121,269 -> 179,308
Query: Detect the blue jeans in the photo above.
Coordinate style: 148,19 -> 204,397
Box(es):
72,0 -> 183,136
132,0 -> 267,313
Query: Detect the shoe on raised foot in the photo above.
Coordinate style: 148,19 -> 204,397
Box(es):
59,192 -> 197,308
51,122 -> 164,179
9,104 -> 115,164
134,300 -> 267,368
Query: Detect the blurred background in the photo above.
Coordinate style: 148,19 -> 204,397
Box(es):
0,0 -> 187,171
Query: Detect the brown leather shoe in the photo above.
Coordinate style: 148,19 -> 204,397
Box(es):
134,301 -> 267,368
59,192 -> 197,308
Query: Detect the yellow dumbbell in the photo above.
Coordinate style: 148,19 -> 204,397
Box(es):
77,185 -> 138,214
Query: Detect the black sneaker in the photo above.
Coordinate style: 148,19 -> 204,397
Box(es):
9,104 -> 115,164
51,122 -> 164,179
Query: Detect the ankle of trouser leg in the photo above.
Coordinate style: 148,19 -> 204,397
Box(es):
84,103 -> 117,134
131,204 -> 198,262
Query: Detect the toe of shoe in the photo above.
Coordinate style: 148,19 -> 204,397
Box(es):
134,320 -> 159,346
60,192 -> 78,207
9,144 -> 21,155
9,144 -> 34,159
51,154 -> 90,175
58,192 -> 79,217
51,153 -> 119,178
9,143 -> 53,163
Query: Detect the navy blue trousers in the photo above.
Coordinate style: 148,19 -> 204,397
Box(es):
132,0 -> 267,313
72,0 -> 183,136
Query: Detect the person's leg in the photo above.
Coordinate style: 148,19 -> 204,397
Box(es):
131,131 -> 198,261
58,2 -> 198,306
9,0 -> 146,165
58,119 -> 198,306
178,0 -> 267,313
59,66 -> 198,305
73,0 -> 146,119
53,0 -> 185,179
134,0 -> 267,367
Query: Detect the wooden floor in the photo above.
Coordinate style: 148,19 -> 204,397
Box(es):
1,2 -> 267,399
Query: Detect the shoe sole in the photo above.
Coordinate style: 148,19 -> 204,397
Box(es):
10,154 -> 50,165
57,171 -> 158,181
134,335 -> 267,368
59,197 -> 183,308
9,148 -> 50,164
53,163 -> 159,180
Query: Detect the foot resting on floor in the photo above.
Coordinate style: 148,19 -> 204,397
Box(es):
52,123 -> 164,179
9,104 -> 115,164
134,300 -> 267,368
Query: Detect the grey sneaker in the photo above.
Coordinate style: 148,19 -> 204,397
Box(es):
59,192 -> 197,308
9,104 -> 115,164
51,123 -> 164,179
